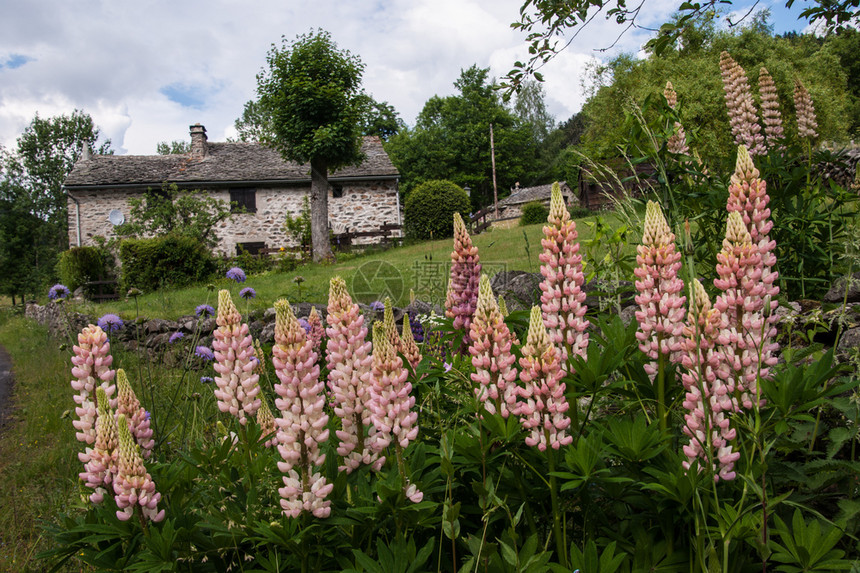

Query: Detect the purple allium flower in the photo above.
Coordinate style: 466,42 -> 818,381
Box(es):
195,304 -> 215,318
48,283 -> 71,301
226,267 -> 247,283
369,301 -> 385,311
97,313 -> 124,333
168,332 -> 184,344
195,346 -> 215,361
200,376 -> 213,384
239,287 -> 256,300
297,318 -> 312,334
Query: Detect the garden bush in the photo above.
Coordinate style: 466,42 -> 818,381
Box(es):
519,200 -> 550,225
119,234 -> 215,293
56,246 -> 111,294
404,180 -> 471,240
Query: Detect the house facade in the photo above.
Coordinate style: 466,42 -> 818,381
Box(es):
492,181 -> 576,220
64,125 -> 401,254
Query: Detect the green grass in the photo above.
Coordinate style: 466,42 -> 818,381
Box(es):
0,314 -> 82,572
70,214 -> 633,321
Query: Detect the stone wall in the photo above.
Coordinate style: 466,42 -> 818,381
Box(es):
67,180 -> 401,255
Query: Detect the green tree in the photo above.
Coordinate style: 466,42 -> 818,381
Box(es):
385,65 -> 541,211
115,183 -> 235,249
505,0 -> 860,89
0,110 -> 111,300
156,140 -> 191,154
254,30 -> 366,260
357,96 -> 404,141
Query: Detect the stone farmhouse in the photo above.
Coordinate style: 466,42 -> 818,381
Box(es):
492,181 -> 576,220
63,124 -> 401,255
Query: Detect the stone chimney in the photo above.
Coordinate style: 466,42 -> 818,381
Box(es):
189,124 -> 207,158
81,145 -> 93,161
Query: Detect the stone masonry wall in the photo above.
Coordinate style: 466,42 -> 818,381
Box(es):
67,180 -> 401,254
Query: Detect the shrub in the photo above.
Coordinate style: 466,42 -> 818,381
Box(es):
56,246 -> 109,293
119,235 -> 215,293
519,201 -> 549,226
404,180 -> 471,240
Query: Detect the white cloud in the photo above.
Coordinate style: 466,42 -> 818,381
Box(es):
0,0 -> 805,155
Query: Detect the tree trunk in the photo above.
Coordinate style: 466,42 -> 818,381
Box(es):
309,157 -> 332,262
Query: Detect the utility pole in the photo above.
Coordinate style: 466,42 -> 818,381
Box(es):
490,123 -> 499,220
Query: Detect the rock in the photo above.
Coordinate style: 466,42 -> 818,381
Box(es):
404,299 -> 443,317
583,279 -> 636,311
259,322 -> 275,344
291,302 -> 327,320
144,318 -> 171,335
620,304 -> 638,326
823,271 -> 860,304
491,271 -> 542,311
837,327 -> 860,361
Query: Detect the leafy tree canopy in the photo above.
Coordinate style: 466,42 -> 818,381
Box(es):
505,0 -> 860,90
156,140 -> 191,155
385,65 -> 543,210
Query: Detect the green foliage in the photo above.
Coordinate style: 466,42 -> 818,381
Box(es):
384,65 -> 542,210
0,199 -> 57,300
255,29 -> 365,169
155,140 -> 190,155
357,95 -> 404,141
283,195 -> 312,250
56,246 -> 110,293
404,180 -> 471,240
115,183 -> 234,249
520,201 -> 549,226
119,235 -> 215,293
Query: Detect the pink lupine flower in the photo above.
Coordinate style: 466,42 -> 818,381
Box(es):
713,212 -> 768,410
272,299 -> 332,518
758,68 -> 784,150
113,413 -> 165,523
369,321 -> 419,451
116,369 -> 153,459
680,280 -> 740,481
517,306 -> 573,451
720,51 -> 766,156
325,276 -> 383,473
633,201 -> 687,376
71,325 -> 116,462
446,213 -> 482,333
212,289 -> 261,425
400,314 -> 423,370
539,182 -> 590,365
469,274 -> 519,417
80,387 -> 118,503
664,81 -> 690,156
256,397 -> 278,448
307,307 -> 324,355
368,320 -> 422,503
794,78 -> 818,140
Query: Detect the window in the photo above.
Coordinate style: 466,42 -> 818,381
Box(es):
230,188 -> 256,213
236,242 -> 266,256
331,184 -> 344,198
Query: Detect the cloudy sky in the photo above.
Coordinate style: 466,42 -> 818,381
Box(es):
0,0 -> 807,156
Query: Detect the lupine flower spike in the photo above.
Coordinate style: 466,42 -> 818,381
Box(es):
720,51 -> 765,156
369,321 -> 422,502
383,298 -> 402,354
539,182 -> 589,366
307,307 -> 324,354
794,78 -> 818,140
212,289 -> 261,425
517,306 -> 572,451
256,397 -> 278,448
469,274 -> 519,417
446,213 -> 482,336
680,280 -> 740,481
720,147 -> 779,398
664,81 -> 689,155
400,315 -> 422,370
71,325 -> 116,462
116,369 -> 154,459
272,299 -> 332,517
758,67 -> 784,150
325,277 -> 383,473
252,338 -> 266,375
713,212 -> 767,409
80,387 -> 118,503
633,201 -> 687,376
113,413 -> 165,522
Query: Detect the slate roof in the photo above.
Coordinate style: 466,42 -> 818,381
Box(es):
499,181 -> 572,206
64,136 -> 399,189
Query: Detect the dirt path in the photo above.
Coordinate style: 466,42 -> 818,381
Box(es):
0,345 -> 13,432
